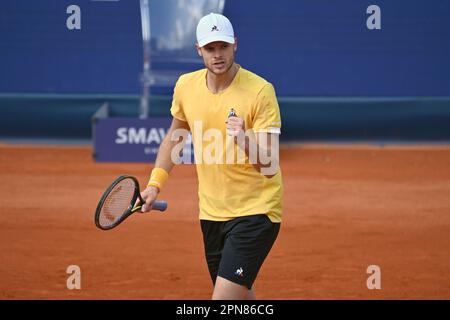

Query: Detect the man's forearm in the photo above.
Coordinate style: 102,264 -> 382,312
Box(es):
153,132 -> 180,174
237,131 -> 279,177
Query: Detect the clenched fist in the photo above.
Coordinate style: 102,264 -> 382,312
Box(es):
226,115 -> 245,137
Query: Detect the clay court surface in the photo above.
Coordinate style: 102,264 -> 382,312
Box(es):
0,143 -> 449,299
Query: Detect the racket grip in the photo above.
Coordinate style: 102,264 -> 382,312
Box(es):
152,200 -> 167,212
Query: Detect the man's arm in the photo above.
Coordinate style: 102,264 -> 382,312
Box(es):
246,130 -> 279,178
154,117 -> 190,172
140,117 -> 190,212
227,116 -> 279,178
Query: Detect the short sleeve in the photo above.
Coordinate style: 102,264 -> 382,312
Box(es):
252,83 -> 282,134
170,77 -> 187,122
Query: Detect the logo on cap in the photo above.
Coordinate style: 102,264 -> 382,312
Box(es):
211,25 -> 219,32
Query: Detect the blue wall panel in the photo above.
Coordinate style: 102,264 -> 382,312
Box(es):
1,0 -> 449,96
0,0 -> 142,94
225,0 -> 450,96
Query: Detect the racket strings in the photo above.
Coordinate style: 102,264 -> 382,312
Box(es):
99,178 -> 135,228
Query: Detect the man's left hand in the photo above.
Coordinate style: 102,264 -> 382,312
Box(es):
226,116 -> 245,137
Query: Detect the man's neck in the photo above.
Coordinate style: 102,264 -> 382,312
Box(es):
206,63 -> 239,94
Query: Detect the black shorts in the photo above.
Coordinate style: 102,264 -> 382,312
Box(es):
200,214 -> 280,290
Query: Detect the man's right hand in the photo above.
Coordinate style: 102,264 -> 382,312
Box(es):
140,186 -> 159,213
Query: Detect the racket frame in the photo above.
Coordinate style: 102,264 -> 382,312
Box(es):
95,175 -> 143,230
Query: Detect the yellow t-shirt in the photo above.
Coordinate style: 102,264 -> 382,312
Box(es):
170,65 -> 283,222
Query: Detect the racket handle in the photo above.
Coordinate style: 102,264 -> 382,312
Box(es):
152,200 -> 167,212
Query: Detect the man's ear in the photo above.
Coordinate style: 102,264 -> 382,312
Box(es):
233,37 -> 238,52
195,43 -> 202,57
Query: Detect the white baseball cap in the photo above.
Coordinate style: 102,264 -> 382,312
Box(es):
196,13 -> 235,47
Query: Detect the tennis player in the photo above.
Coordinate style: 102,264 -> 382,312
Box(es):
140,13 -> 283,300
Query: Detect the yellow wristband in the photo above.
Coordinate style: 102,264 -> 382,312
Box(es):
147,167 -> 169,191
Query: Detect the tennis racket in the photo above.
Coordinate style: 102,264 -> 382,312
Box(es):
95,175 -> 167,230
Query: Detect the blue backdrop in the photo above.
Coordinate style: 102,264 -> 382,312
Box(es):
1,0 -> 450,96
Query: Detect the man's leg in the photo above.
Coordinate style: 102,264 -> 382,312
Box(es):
212,215 -> 280,300
247,287 -> 256,300
212,276 -> 255,300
